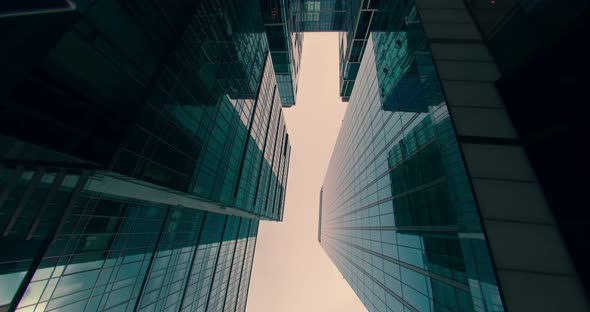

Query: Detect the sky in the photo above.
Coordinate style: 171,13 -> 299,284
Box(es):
246,34 -> 367,312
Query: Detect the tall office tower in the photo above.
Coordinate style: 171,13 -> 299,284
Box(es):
320,0 -> 589,311
0,0 -> 292,311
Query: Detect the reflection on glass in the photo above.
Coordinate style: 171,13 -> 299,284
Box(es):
320,3 -> 505,312
2,0 -> 285,311
0,191 -> 259,312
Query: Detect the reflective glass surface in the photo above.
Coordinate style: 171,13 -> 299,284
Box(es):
263,0 -> 304,106
293,0 -> 347,32
1,0 -> 284,310
103,0 -> 290,221
0,0 -> 291,221
320,5 -> 505,312
0,166 -> 259,311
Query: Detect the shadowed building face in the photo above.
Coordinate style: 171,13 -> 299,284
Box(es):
0,0 -> 290,311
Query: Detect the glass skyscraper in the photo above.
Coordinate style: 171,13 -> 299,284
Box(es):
320,32 -> 503,312
0,182 -> 260,312
0,0 -> 292,311
320,0 -> 589,312
2,0 -> 589,311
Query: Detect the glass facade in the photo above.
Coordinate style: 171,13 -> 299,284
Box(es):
0,0 -> 291,221
336,0 -> 375,101
5,0 -> 587,311
319,5 -> 505,312
0,163 -> 259,311
288,0 -> 395,101
1,0 -> 290,311
342,0 -> 426,102
262,0 -> 304,107
291,0 -> 347,32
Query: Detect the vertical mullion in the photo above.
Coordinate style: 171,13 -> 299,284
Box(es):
26,170 -> 66,240
49,170 -> 91,242
3,168 -> 45,236
177,211 -> 208,310
234,51 -> 271,199
263,113 -> 283,214
237,224 -> 258,312
132,204 -> 173,312
8,169 -> 91,312
253,86 -> 277,211
220,218 -> 245,312
270,126 -> 287,218
203,215 -> 229,311
232,219 -> 251,312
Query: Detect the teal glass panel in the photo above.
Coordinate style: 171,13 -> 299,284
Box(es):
319,4 -> 505,312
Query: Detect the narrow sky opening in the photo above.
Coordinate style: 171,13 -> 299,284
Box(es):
246,33 -> 368,312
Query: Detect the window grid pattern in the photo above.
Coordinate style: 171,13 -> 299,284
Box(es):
179,214 -> 227,312
253,92 -> 281,215
221,220 -> 252,312
70,0 -> 291,221
204,217 -> 241,312
0,166 -> 85,310
0,183 -> 259,312
234,223 -> 258,312
233,53 -> 290,220
135,207 -> 206,312
2,0 -> 291,219
262,0 -> 303,107
294,0 -> 347,32
319,10 -> 505,312
16,195 -> 169,312
3,0 -> 287,311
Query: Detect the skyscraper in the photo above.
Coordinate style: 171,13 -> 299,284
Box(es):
0,0 -> 291,311
2,0 -> 589,311
320,0 -> 589,312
